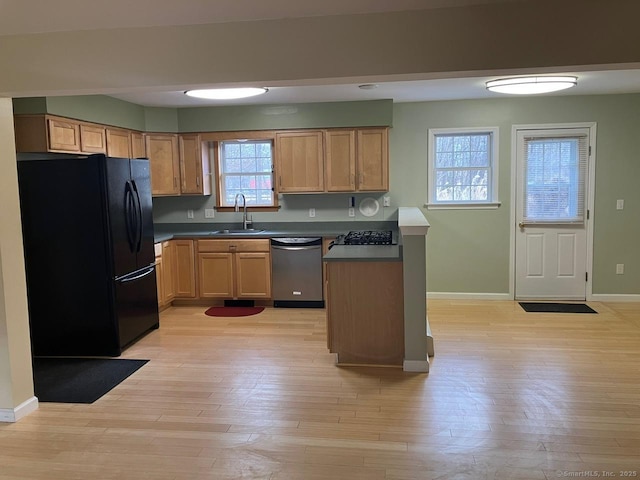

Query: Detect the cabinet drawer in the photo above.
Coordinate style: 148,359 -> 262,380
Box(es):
198,238 -> 270,253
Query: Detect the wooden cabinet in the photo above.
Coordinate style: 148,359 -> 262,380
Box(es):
48,117 -> 81,152
173,239 -> 196,298
154,243 -> 164,308
14,114 -> 146,160
80,124 -> 106,154
131,132 -> 146,158
327,260 -> 404,365
197,239 -> 271,299
325,127 -> 389,192
357,128 -> 389,191
179,134 -> 211,195
275,131 -> 324,192
146,133 -> 180,196
325,130 -> 356,191
275,127 -> 389,193
106,127 -> 131,158
161,241 -> 176,305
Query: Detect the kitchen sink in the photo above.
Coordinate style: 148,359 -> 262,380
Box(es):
210,229 -> 265,235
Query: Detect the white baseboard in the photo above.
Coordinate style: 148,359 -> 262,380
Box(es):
427,292 -> 512,300
590,294 -> 640,303
0,396 -> 38,423
403,360 -> 429,372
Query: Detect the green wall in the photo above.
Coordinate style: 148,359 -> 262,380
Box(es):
45,95 -> 147,131
392,95 -> 640,295
178,99 -> 393,132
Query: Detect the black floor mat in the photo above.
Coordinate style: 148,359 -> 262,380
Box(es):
519,302 -> 597,314
32,357 -> 148,403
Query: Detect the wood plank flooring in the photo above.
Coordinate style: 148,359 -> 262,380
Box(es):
1,300 -> 640,479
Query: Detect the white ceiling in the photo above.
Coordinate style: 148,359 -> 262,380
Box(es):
109,69 -> 640,107
3,0 -> 638,107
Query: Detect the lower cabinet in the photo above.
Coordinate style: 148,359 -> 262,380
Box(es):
198,239 -> 271,299
155,239 -> 196,307
173,239 -> 196,298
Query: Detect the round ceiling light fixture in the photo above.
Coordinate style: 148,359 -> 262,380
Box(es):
486,76 -> 577,95
184,87 -> 269,100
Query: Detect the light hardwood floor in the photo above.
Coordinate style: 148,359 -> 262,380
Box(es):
1,300 -> 640,479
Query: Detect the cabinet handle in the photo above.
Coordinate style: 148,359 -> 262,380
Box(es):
174,177 -> 177,188
351,173 -> 355,186
196,177 -> 200,187
279,176 -> 282,187
359,173 -> 364,185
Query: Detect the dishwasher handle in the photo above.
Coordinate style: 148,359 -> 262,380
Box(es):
271,244 -> 321,251
270,237 -> 322,247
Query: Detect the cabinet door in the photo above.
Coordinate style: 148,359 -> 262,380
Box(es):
179,134 -> 210,195
106,128 -> 132,158
47,118 -> 81,152
146,134 -> 180,196
357,128 -> 389,191
155,257 -> 164,307
235,252 -> 271,298
161,241 -> 175,304
276,131 -> 324,192
131,132 -> 146,158
173,240 -> 196,298
198,253 -> 234,298
80,124 -> 107,154
325,130 -> 356,192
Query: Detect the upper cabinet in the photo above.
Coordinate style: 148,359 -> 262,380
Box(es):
131,131 -> 146,158
325,130 -> 356,192
146,133 -> 180,196
276,131 -> 324,193
179,134 -> 211,195
276,127 -> 389,193
356,128 -> 389,192
106,127 -> 131,158
14,114 -> 146,160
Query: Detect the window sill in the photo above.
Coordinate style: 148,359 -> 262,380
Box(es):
425,202 -> 501,210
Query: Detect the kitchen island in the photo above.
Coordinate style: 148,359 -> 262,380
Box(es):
323,207 -> 431,371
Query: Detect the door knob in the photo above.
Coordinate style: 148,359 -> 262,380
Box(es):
518,222 -> 525,229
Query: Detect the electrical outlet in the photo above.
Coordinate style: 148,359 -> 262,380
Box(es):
383,196 -> 391,207
309,208 -> 316,218
616,264 -> 624,274
187,209 -> 194,219
616,199 -> 624,210
205,208 -> 215,218
348,207 -> 355,217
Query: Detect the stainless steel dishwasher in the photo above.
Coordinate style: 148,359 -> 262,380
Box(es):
271,237 -> 324,308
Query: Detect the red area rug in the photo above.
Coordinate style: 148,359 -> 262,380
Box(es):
204,306 -> 265,317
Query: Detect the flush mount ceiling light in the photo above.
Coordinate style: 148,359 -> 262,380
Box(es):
486,76 -> 577,95
184,87 -> 268,100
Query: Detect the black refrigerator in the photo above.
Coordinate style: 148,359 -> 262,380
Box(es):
17,153 -> 160,357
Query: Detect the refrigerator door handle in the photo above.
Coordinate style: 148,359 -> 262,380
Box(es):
116,264 -> 155,283
124,181 -> 136,253
131,180 -> 143,253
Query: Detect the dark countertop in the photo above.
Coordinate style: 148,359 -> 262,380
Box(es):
153,221 -> 402,262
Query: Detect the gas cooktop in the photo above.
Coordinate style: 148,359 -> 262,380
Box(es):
340,230 -> 393,245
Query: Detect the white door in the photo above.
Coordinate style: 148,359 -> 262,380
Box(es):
515,127 -> 592,300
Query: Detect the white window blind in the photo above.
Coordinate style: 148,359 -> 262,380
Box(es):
521,134 -> 588,224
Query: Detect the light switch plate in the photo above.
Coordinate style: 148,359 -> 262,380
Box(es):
383,196 -> 391,207
187,209 -> 194,219
309,208 -> 316,218
205,208 -> 215,218
616,199 -> 624,210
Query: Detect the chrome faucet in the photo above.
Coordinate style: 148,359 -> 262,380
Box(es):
233,193 -> 252,229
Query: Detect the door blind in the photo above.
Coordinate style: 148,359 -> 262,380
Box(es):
521,134 -> 589,224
